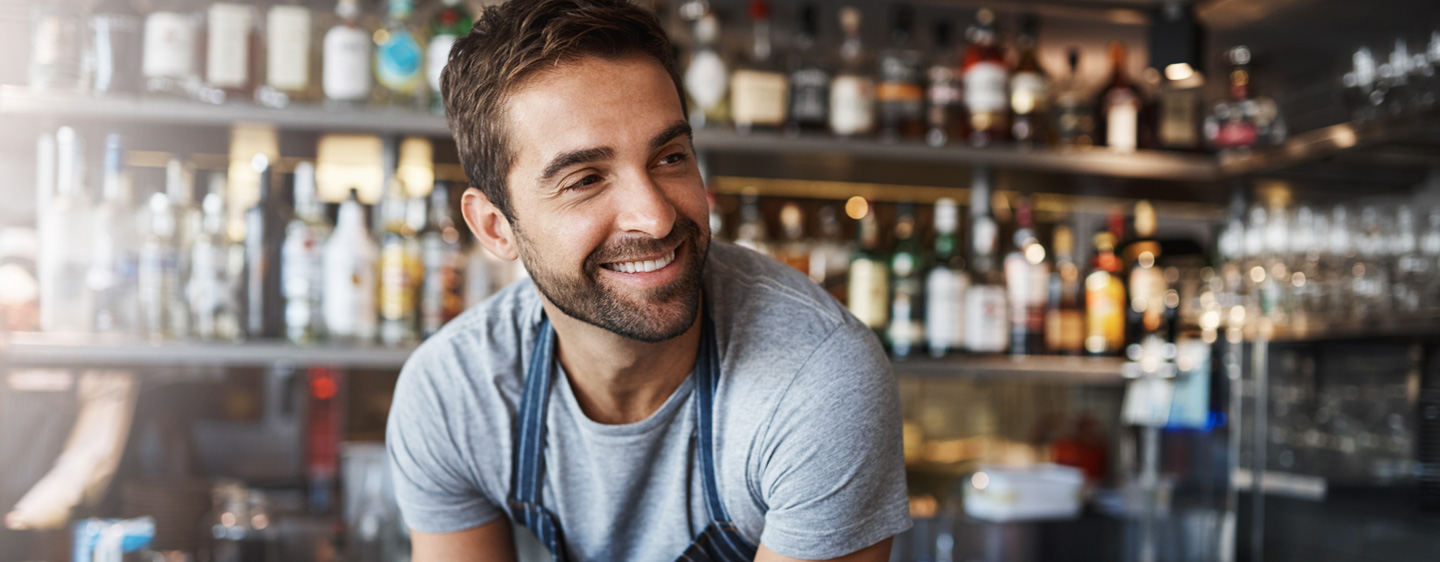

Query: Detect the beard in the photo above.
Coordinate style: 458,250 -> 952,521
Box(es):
514,215 -> 709,343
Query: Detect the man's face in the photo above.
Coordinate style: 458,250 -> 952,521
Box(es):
501,55 -> 709,343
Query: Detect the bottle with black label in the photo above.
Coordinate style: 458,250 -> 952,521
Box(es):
784,3 -> 828,137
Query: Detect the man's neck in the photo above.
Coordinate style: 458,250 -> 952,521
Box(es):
537,297 -> 702,425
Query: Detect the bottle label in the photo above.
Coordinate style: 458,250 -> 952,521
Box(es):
377,29 -> 423,93
847,258 -> 889,329
887,292 -> 924,350
323,26 -> 372,101
379,242 -> 415,320
829,75 -> 875,134
206,3 -> 253,89
684,50 -> 728,112
965,285 -> 1008,352
1160,90 -> 1199,148
267,6 -> 312,91
1085,271 -> 1126,353
1105,92 -> 1139,151
788,67 -> 829,123
428,33 -> 457,95
730,69 -> 788,127
142,12 -> 197,78
925,267 -> 968,350
973,217 -> 997,256
1010,71 -> 1047,115
964,61 -> 1008,113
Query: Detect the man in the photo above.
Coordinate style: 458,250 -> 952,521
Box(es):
385,1 -> 910,560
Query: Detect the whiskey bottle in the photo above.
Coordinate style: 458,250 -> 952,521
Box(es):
876,4 -> 925,143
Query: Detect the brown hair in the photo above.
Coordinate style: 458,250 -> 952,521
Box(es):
440,0 -> 686,221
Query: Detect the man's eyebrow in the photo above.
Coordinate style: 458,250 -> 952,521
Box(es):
649,121 -> 693,152
538,146 -> 615,185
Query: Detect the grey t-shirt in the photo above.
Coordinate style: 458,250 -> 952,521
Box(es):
386,241 -> 911,561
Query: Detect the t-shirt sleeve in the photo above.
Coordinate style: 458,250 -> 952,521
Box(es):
386,354 -> 504,534
754,320 -> 913,559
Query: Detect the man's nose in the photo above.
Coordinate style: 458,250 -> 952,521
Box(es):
614,171 -> 677,241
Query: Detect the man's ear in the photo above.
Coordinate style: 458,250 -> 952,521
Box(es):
461,186 -> 520,261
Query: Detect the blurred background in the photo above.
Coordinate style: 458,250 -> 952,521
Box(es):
2,0 -> 1440,560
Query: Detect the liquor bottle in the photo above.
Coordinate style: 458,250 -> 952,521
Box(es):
847,209 -> 889,338
282,162 -> 330,344
374,0 -> 426,110
324,190 -> 378,343
88,0 -> 143,95
784,3 -> 828,137
323,0 -> 373,105
1096,42 -> 1144,152
963,9 -> 1009,147
264,0 -> 317,106
829,7 -> 875,138
730,0 -> 787,134
808,205 -> 852,302
142,0 -> 203,99
164,157 -> 199,337
1009,15 -> 1049,148
888,204 -> 925,357
775,203 -> 810,273
190,177 -> 241,341
205,2 -> 261,103
39,127 -> 94,333
378,181 -> 419,345
420,183 -> 467,338
1124,201 -> 1167,345
925,198 -> 968,357
1204,46 -> 1286,151
1044,225 -> 1084,354
1052,48 -> 1095,149
138,193 -> 182,339
244,155 -> 287,340
29,0 -> 84,92
925,21 -> 966,147
876,4 -> 925,143
965,167 -> 1008,353
426,0 -> 472,113
683,12 -> 728,127
88,132 -> 140,334
1084,226 -> 1126,356
1003,197 -> 1049,355
733,192 -> 771,257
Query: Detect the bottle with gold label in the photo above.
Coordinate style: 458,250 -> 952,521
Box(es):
848,209 -> 889,339
1084,227 -> 1126,356
1045,225 -> 1084,354
730,0 -> 787,133
378,180 -> 419,345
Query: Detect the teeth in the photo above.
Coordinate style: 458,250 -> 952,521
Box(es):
604,250 -> 676,273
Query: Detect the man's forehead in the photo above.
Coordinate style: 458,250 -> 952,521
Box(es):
502,55 -> 684,154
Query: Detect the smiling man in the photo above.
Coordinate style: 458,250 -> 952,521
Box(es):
384,1 -> 910,561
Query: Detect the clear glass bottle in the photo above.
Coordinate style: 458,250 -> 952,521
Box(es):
784,3 -> 829,137
1052,48 -> 1095,149
374,0 -> 426,110
142,0 -> 203,99
29,0 -> 84,93
88,0 -> 143,95
1421,208 -> 1440,311
263,0 -> 318,107
325,189 -> 378,343
1391,205 -> 1425,315
420,183 -> 467,338
925,21 -> 965,147
378,181 -> 419,345
205,1 -> 262,103
848,209 -> 890,339
1096,41 -> 1143,152
965,167 -> 1008,353
875,4 -> 925,143
887,204 -> 925,358
39,127 -> 94,333
426,0 -> 473,113
138,193 -> 181,339
829,7 -> 875,138
1003,197 -> 1049,355
190,175 -> 241,342
775,202 -> 811,273
962,9 -> 1009,147
88,132 -> 140,335
925,198 -> 968,357
283,162 -> 330,344
323,0 -> 373,106
1009,15 -> 1050,148
730,0 -> 787,133
733,191 -> 771,257
166,157 -> 200,338
683,11 -> 729,127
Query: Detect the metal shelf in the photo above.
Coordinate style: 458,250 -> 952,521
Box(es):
0,333 -> 416,370
892,354 -> 1129,385
1218,109 -> 1440,186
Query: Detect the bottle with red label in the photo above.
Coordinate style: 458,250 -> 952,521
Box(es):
962,9 -> 1010,147
1204,45 -> 1287,152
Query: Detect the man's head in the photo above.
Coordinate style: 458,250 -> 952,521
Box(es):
443,0 -> 709,343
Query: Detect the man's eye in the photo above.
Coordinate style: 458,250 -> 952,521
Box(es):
659,151 -> 689,166
565,174 -> 601,192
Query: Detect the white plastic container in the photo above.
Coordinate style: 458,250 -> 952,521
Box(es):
963,463 -> 1085,522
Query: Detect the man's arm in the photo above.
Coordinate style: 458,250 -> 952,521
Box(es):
755,537 -> 893,562
411,517 -> 516,562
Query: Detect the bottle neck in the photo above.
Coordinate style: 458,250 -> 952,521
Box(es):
751,19 -> 772,62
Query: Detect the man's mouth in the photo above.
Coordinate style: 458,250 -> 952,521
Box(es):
599,248 -> 678,274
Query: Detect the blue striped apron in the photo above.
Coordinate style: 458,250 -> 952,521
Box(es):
508,308 -> 759,562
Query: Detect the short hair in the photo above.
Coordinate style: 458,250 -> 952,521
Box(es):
440,0 -> 686,222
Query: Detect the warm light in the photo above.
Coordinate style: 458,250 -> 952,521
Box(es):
398,137 -> 435,197
317,134 -> 385,204
1024,243 -> 1046,264
1165,63 -> 1195,81
1249,266 -> 1266,284
971,472 -> 990,490
845,196 -> 869,220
